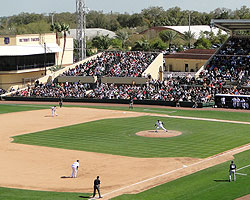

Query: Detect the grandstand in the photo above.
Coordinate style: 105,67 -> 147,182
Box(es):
2,20 -> 250,109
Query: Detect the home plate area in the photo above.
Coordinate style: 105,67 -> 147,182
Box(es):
136,130 -> 182,138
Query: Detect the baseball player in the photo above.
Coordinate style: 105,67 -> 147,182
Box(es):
92,176 -> 102,198
129,98 -> 134,109
71,160 -> 79,178
155,120 -> 167,132
51,106 -> 58,117
59,97 -> 63,108
229,160 -> 236,182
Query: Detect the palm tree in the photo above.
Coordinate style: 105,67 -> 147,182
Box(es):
60,23 -> 70,66
159,30 -> 178,52
183,31 -> 196,49
50,22 -> 62,66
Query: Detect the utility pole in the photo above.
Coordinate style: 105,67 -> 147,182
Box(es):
44,42 -> 47,75
76,0 -> 87,61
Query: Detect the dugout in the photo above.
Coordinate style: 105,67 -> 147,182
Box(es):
215,94 -> 250,108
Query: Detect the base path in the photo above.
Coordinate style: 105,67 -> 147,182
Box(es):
0,107 -> 249,200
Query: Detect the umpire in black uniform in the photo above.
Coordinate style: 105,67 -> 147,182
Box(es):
92,176 -> 102,198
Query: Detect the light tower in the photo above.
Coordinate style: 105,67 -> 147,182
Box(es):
76,0 -> 87,61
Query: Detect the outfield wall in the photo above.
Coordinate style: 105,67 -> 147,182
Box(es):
2,96 -> 214,108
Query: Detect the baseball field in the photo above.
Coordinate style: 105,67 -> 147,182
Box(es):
0,102 -> 249,200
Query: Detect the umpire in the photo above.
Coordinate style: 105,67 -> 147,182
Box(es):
229,160 -> 236,182
92,176 -> 102,198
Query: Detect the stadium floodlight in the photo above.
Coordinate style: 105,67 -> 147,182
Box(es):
76,0 -> 88,61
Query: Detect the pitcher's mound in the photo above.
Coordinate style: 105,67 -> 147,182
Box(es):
136,130 -> 182,138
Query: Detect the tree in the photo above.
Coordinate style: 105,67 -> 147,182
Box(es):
60,23 -> 70,66
92,35 -> 112,50
115,29 -> 129,49
110,38 -> 122,50
50,22 -> 62,65
194,37 -> 211,49
159,30 -> 178,52
150,38 -> 167,51
141,6 -> 166,27
128,14 -> 145,27
183,31 -> 196,48
131,38 -> 150,51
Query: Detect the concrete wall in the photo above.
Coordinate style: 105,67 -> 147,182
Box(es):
165,58 -> 206,72
143,53 -> 163,80
58,76 -> 97,83
0,33 -> 57,46
0,69 -> 46,90
101,77 -> 147,85
57,37 -> 74,66
0,36 -> 16,45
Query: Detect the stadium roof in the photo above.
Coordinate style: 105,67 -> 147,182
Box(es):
164,49 -> 216,60
211,19 -> 250,32
0,44 -> 61,56
141,25 -> 227,39
68,28 -> 116,40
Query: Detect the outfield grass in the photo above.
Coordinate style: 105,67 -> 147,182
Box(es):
12,116 -> 250,158
3,102 -> 250,123
112,149 -> 250,200
67,104 -> 250,123
0,187 -> 90,200
2,103 -> 250,123
0,104 -> 49,114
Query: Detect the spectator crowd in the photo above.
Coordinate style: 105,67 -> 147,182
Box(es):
202,37 -> 250,87
8,40 -> 250,109
15,82 -> 91,98
62,51 -> 158,78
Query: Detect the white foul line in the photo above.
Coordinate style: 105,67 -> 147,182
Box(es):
102,143 -> 250,198
235,172 -> 247,176
237,164 -> 250,171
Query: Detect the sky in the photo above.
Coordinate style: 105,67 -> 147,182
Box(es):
0,0 -> 249,17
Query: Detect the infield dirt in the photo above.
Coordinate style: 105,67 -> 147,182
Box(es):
0,107 -> 249,199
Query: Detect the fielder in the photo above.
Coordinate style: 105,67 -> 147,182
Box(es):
71,160 -> 79,178
229,160 -> 236,182
155,120 -> 167,132
129,98 -> 134,109
51,106 -> 58,117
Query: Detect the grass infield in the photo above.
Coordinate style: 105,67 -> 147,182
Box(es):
12,115 -> 250,158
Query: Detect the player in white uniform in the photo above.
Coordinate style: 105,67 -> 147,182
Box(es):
51,106 -> 58,117
155,120 -> 167,132
71,160 -> 79,178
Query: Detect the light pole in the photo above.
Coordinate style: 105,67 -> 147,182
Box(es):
51,12 -> 56,25
44,42 -> 47,75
